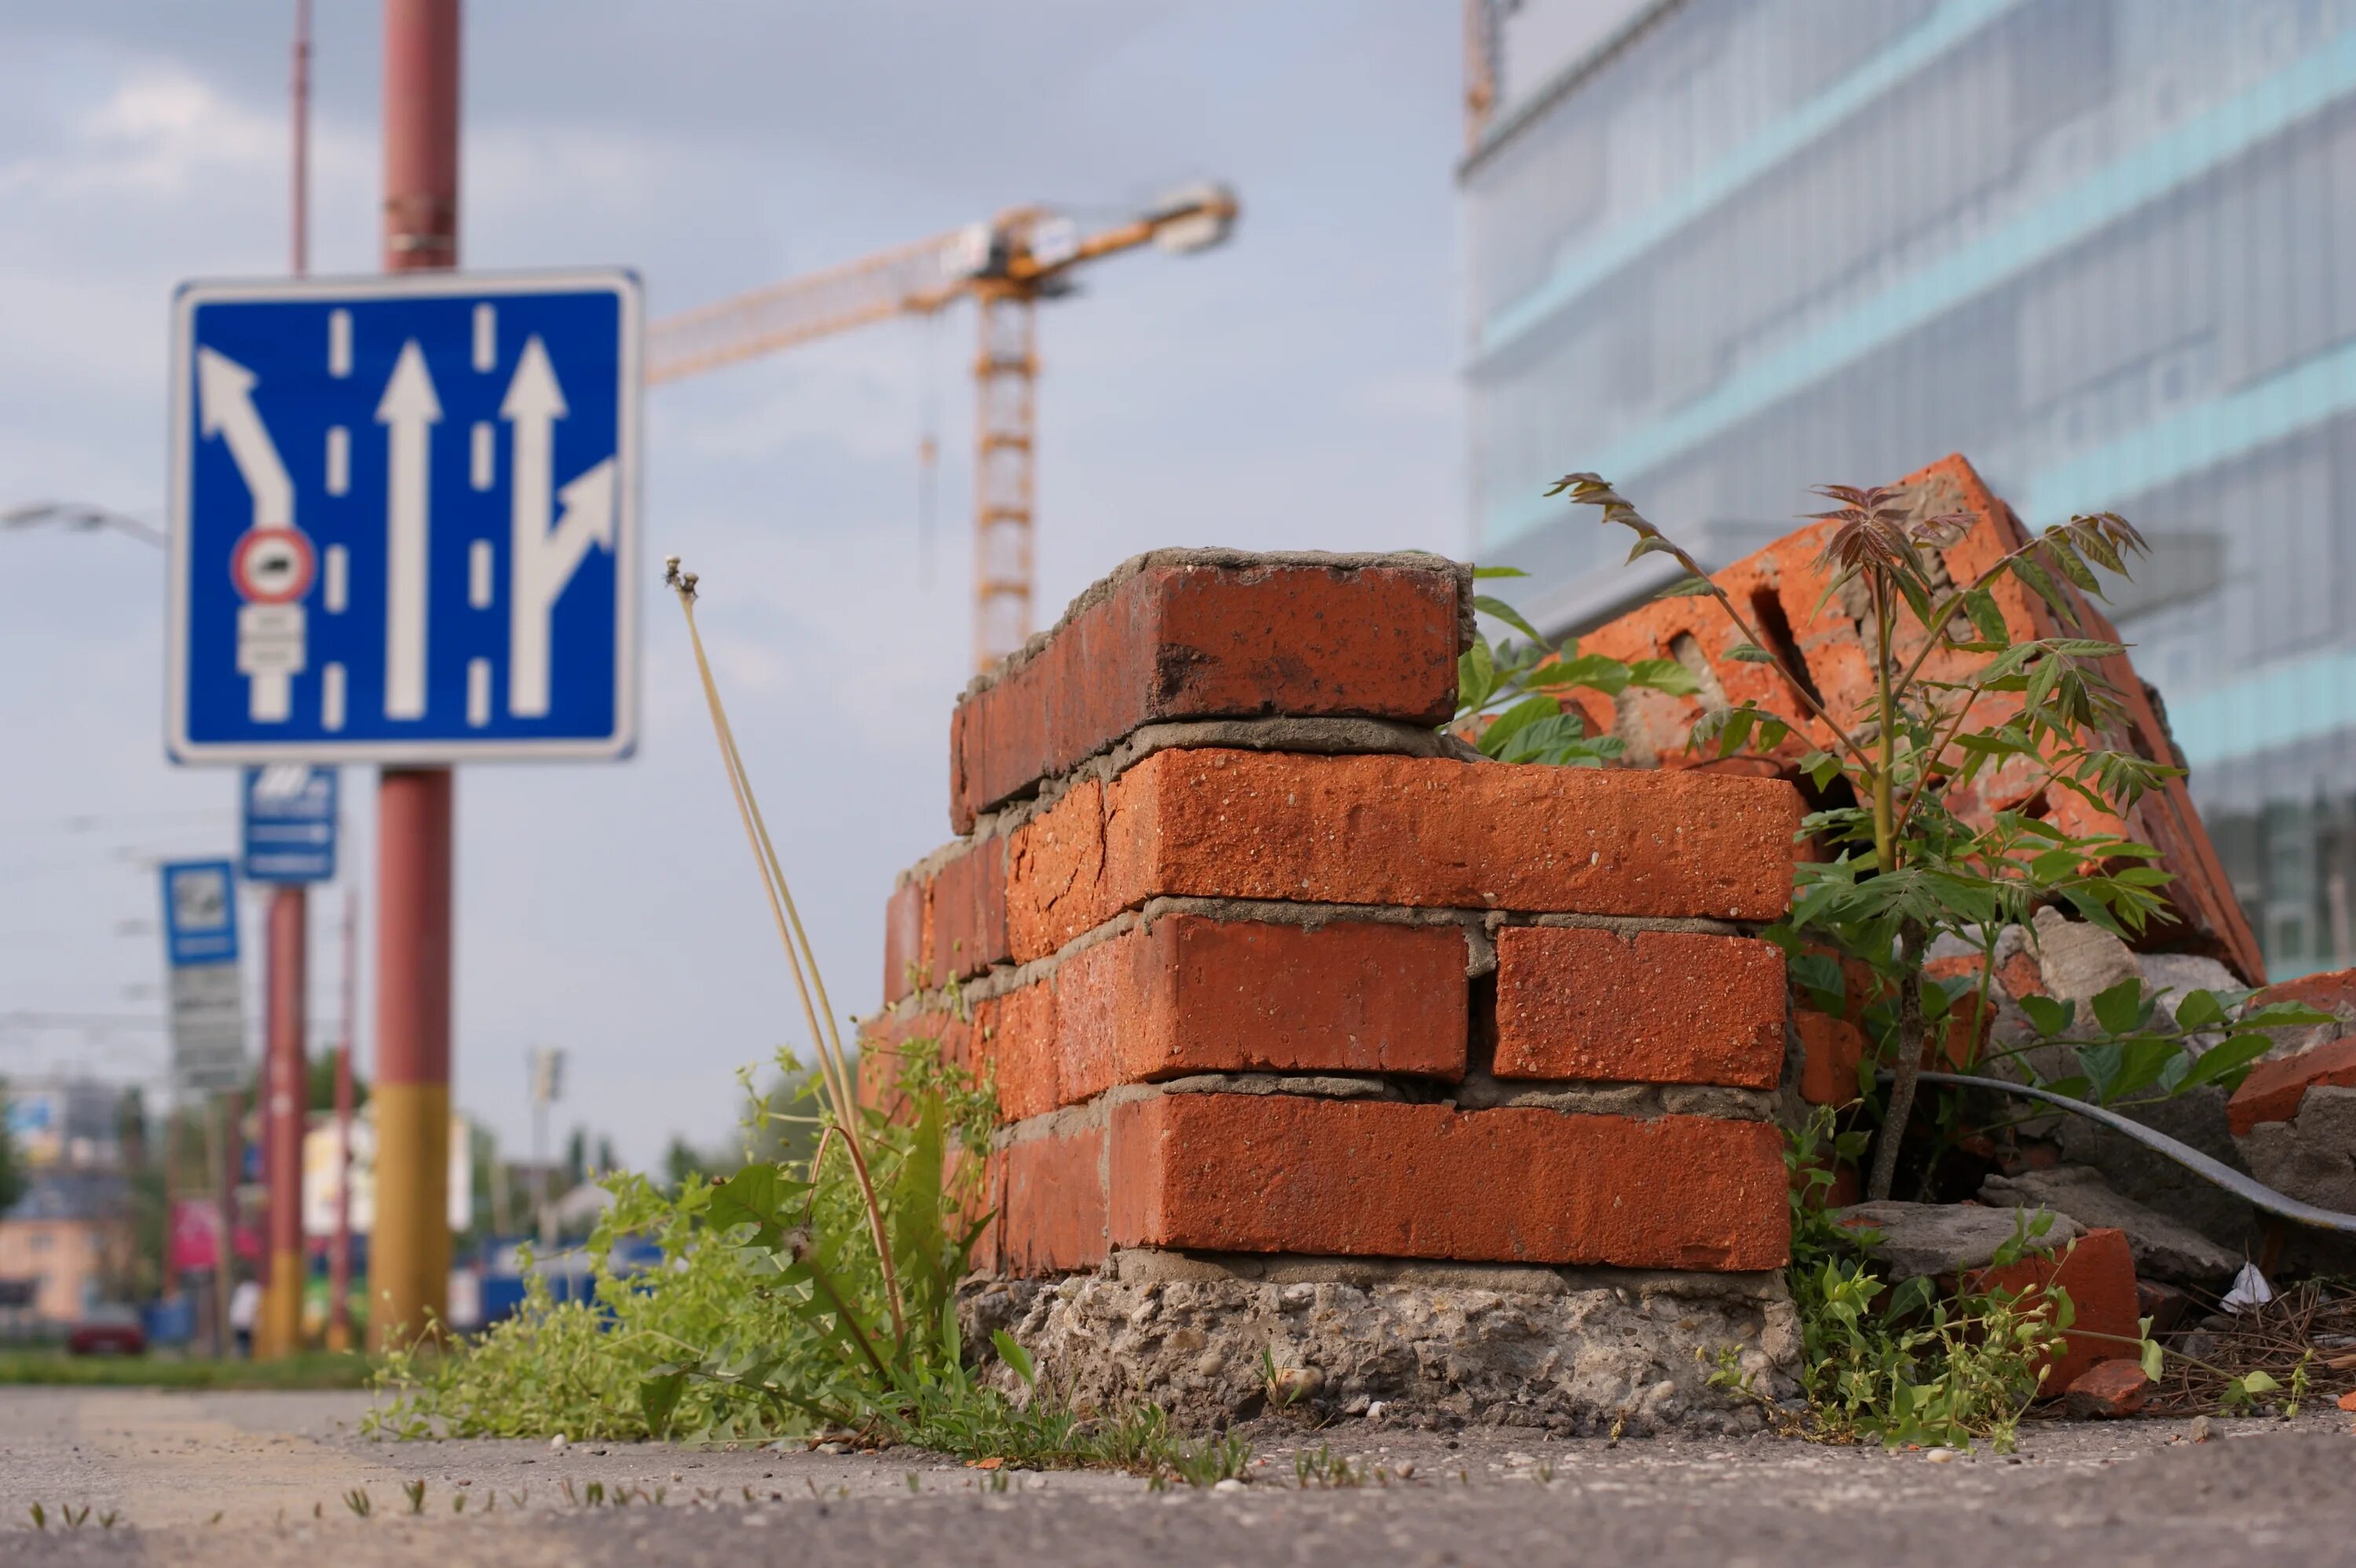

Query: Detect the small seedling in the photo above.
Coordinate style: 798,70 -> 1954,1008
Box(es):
344,1489 -> 373,1519
27,1504 -> 45,1531
98,1511 -> 118,1531
1292,1445 -> 1363,1489
403,1479 -> 427,1515
904,1473 -> 920,1493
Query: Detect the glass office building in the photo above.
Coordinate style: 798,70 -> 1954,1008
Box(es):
1462,0 -> 2356,978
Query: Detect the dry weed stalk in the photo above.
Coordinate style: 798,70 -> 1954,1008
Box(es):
664,556 -> 909,1346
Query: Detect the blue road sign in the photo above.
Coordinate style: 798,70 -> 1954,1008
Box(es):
166,270 -> 642,763
242,764 -> 338,883
160,860 -> 240,967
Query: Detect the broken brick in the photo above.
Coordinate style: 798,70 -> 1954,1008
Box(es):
2062,1358 -> 2150,1420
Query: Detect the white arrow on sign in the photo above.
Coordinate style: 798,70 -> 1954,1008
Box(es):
196,348 -> 293,532
376,340 -> 441,721
503,336 -> 616,718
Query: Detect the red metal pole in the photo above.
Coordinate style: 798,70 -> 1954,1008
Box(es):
368,0 -> 460,1354
261,886 -> 307,1357
328,887 -> 356,1351
291,0 -> 310,277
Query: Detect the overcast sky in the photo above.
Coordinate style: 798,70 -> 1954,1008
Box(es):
0,2 -> 1480,1168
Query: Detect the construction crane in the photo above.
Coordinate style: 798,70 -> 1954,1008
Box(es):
648,185 -> 1240,670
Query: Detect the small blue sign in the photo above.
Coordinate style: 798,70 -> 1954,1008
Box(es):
160,860 -> 240,967
166,269 -> 642,763
241,764 -> 338,883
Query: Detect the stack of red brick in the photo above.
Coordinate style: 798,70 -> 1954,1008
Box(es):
862,550 -> 1805,1281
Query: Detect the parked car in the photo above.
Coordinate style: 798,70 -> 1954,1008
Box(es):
66,1303 -> 146,1357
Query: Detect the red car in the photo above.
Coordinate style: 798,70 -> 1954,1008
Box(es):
66,1305 -> 146,1357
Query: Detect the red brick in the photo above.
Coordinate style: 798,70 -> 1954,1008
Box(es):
981,1122 -> 1108,1276
1006,777 -> 1110,961
1494,927 -> 1783,1087
1970,1226 -> 2142,1395
884,840 -> 1016,1007
950,557 -> 1465,832
1000,750 -> 1804,962
2254,967 -> 2356,1019
1795,1008 -> 1864,1106
1108,1095 -> 1787,1270
2226,1034 -> 2356,1135
927,840 -> 1011,984
979,985 -> 1059,1124
2062,1359 -> 2150,1420
882,880 -> 924,1003
1123,916 -> 1467,1082
974,917 -> 1469,1121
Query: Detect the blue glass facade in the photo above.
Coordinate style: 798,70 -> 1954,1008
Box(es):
1463,0 -> 2356,977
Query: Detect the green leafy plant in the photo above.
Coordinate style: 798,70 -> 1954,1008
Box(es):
1547,474 -> 2327,1198
1454,565 -> 1696,764
1722,1109 -> 2107,1451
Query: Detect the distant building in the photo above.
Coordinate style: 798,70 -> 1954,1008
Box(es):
0,1171 -> 133,1322
1462,0 -> 2356,978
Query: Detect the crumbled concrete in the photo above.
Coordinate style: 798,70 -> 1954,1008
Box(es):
2137,952 -> 2244,1022
2027,906 -> 2143,1005
960,1255 -> 1798,1436
1979,1165 -> 2241,1285
2237,1086 -> 2356,1214
1831,1201 -> 2081,1281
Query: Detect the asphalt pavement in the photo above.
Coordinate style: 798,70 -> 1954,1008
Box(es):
2,1387 -> 2351,1566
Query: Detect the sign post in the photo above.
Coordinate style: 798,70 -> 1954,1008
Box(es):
160,859 -> 247,1357
242,764 -> 336,1359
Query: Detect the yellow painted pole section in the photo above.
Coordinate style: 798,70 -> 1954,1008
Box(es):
369,1081 -> 449,1345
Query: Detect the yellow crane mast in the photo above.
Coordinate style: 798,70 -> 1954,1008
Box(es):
647,185 -> 1239,670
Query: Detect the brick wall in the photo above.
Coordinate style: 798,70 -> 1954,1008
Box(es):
864,550 -> 1802,1279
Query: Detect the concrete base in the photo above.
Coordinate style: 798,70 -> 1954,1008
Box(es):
961,1250 -> 1801,1436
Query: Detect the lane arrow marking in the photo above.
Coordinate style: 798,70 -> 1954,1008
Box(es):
376,339 -> 441,721
196,348 -> 294,532
502,337 -> 614,718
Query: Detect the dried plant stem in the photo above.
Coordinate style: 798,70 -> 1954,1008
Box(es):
667,561 -> 908,1347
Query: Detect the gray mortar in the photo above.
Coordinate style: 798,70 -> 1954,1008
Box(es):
959,1251 -> 1798,1435
1449,1075 -> 1780,1122
974,1075 -> 1776,1149
957,549 -> 1476,703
